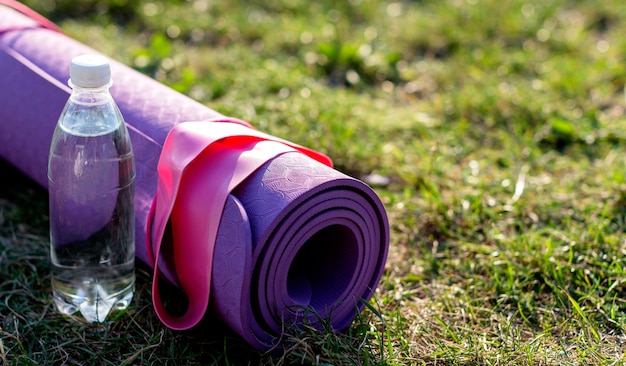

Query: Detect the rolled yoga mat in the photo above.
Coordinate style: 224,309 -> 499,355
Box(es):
0,2 -> 389,349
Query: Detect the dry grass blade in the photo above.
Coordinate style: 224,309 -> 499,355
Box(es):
119,330 -> 165,366
0,328 -> 7,366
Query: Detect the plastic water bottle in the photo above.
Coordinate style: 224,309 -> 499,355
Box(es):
48,54 -> 135,323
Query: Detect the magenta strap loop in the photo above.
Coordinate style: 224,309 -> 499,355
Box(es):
0,0 -> 62,34
147,120 -> 332,329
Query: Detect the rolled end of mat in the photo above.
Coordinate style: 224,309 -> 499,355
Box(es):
211,152 -> 389,348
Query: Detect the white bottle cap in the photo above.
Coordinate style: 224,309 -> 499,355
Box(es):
69,54 -> 111,88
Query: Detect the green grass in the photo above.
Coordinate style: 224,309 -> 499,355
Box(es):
4,0 -> 626,364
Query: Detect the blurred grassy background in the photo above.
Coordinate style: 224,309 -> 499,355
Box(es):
3,0 -> 626,364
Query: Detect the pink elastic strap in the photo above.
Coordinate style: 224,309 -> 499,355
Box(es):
0,0 -> 62,34
148,120 -> 332,329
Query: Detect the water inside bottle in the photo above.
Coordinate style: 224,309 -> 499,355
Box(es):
48,123 -> 135,323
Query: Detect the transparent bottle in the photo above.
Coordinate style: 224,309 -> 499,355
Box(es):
48,54 -> 135,323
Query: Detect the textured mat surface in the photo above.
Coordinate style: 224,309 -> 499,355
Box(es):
0,4 -> 389,349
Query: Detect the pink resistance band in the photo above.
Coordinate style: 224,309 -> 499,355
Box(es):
0,0 -> 61,34
147,120 -> 332,329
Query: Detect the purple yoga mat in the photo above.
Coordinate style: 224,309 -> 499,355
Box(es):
0,4 -> 389,349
